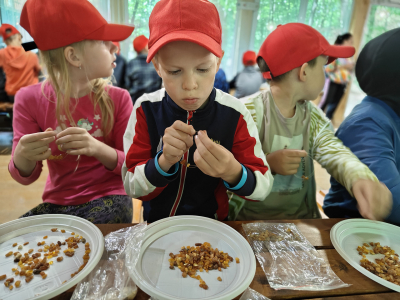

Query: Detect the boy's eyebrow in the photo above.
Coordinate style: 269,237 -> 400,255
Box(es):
162,58 -> 214,69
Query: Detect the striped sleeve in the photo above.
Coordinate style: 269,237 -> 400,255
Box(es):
122,90 -> 178,201
309,103 -> 378,196
215,90 -> 273,201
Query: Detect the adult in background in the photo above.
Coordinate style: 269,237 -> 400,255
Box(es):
112,42 -> 127,89
324,28 -> 399,225
230,50 -> 263,98
125,35 -> 162,104
321,33 -> 354,119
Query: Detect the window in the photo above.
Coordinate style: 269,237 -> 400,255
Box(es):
306,0 -> 353,43
254,0 -> 301,52
254,0 -> 354,51
364,4 -> 400,45
126,0 -> 157,60
210,0 -> 237,80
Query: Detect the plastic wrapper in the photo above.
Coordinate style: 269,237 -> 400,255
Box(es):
71,222 -> 147,300
242,223 -> 350,291
239,288 -> 271,300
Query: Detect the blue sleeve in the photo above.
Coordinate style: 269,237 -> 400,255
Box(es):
337,117 -> 400,223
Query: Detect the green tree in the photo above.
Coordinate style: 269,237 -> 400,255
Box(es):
364,5 -> 400,45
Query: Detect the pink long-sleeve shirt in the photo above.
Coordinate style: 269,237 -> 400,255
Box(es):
9,83 -> 133,206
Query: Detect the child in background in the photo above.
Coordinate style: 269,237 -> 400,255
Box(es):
125,35 -> 162,104
0,24 -> 40,105
230,51 -> 263,98
122,0 -> 273,223
230,23 -> 392,221
9,0 -> 134,223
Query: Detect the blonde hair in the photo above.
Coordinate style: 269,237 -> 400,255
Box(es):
39,40 -> 115,137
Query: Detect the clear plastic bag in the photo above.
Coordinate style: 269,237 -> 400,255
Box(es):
71,222 -> 147,300
239,288 -> 271,300
242,223 -> 350,291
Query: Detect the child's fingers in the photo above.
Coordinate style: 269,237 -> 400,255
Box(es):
60,141 -> 86,150
45,127 -> 53,132
165,129 -> 193,149
163,143 -> 185,158
23,131 -> 56,143
193,149 -> 213,176
285,150 -> 308,157
163,135 -> 188,152
27,136 -> 56,150
195,134 -> 219,166
197,130 -> 223,160
56,127 -> 85,138
31,148 -> 52,161
66,149 -> 86,156
171,120 -> 196,136
56,134 -> 84,145
31,145 -> 51,156
286,157 -> 302,164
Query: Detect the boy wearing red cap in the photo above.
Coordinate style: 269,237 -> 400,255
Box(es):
125,35 -> 161,103
230,50 -> 264,98
122,0 -> 273,222
0,24 -> 40,104
230,23 -> 392,221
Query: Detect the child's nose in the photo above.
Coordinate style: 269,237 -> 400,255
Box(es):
182,74 -> 198,91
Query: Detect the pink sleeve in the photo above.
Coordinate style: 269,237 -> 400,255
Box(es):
8,88 -> 43,185
109,88 -> 133,175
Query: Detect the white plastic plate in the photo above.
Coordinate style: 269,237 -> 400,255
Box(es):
0,214 -> 104,300
330,219 -> 400,292
129,215 -> 256,300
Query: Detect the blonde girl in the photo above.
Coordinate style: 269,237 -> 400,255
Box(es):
9,0 -> 135,223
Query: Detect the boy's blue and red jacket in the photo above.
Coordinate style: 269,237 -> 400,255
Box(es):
122,88 -> 273,222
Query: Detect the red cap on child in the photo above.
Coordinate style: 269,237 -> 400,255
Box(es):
133,35 -> 148,53
242,51 -> 257,66
146,0 -> 223,63
258,23 -> 355,79
0,24 -> 20,42
20,0 -> 134,51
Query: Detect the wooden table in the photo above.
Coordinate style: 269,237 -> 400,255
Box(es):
53,219 -> 398,299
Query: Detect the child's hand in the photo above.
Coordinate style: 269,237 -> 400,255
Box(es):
352,179 -> 392,221
13,128 -> 56,177
266,149 -> 308,175
56,127 -> 100,157
15,128 -> 56,162
194,130 -> 242,186
159,121 -> 196,172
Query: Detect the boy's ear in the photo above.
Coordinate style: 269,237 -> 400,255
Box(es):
64,46 -> 81,68
151,57 -> 162,78
216,50 -> 225,72
298,62 -> 309,82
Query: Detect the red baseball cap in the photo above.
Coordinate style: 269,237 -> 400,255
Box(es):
133,35 -> 148,53
146,0 -> 223,63
243,51 -> 257,66
0,24 -> 20,41
258,23 -> 355,79
20,0 -> 134,51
